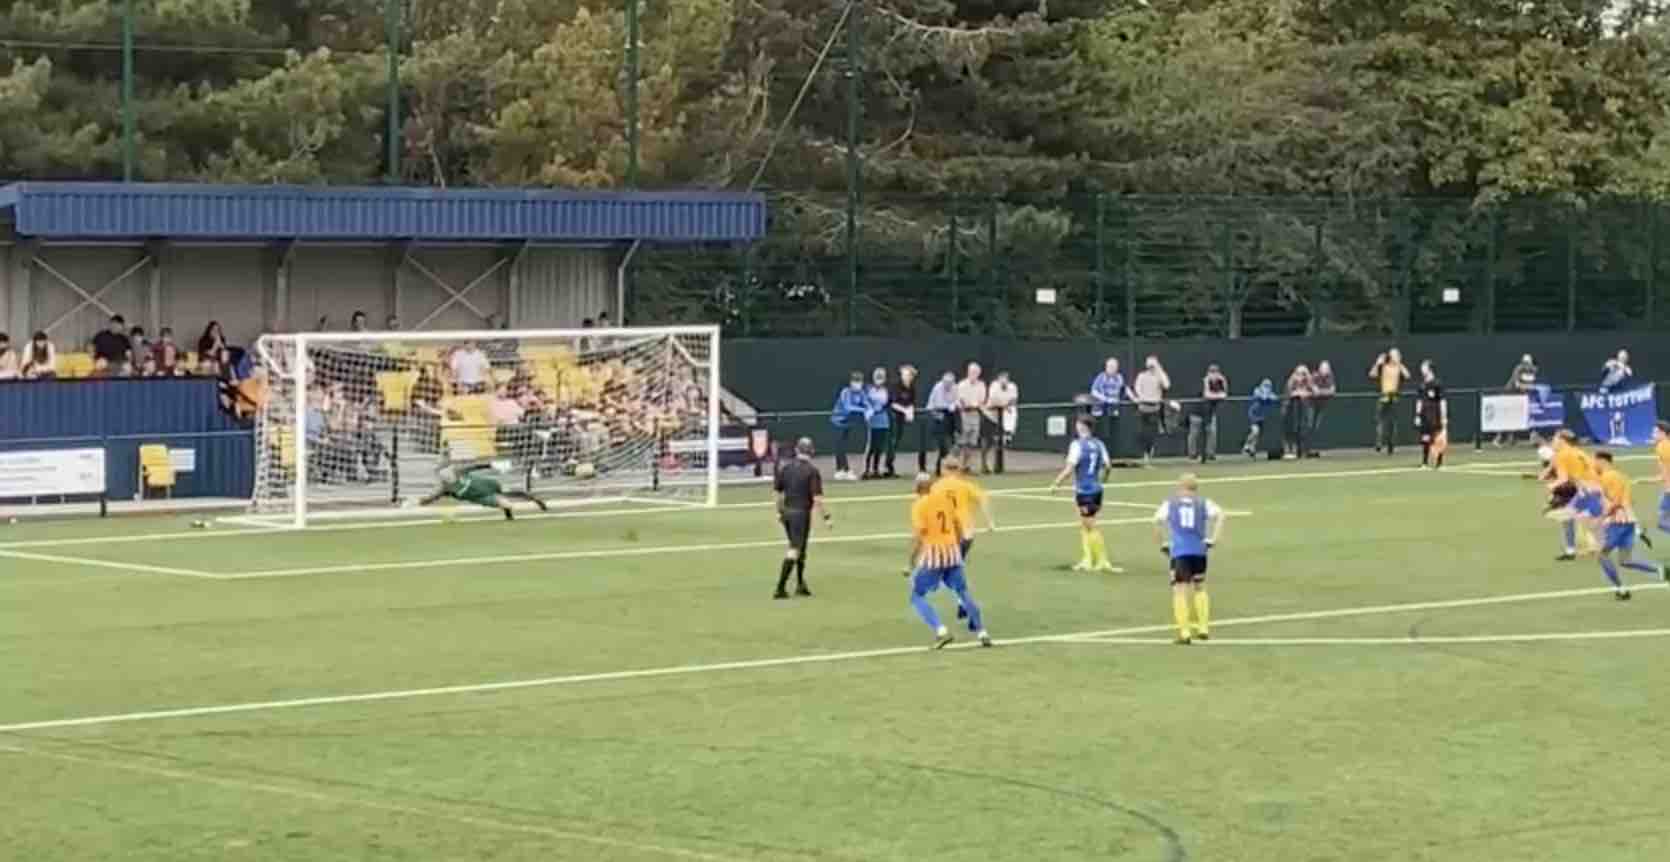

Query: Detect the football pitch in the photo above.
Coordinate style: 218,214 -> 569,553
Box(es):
4,452 -> 1670,861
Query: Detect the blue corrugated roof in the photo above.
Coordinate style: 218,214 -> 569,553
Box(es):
0,182 -> 765,242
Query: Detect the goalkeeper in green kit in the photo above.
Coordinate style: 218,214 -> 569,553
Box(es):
416,462 -> 549,520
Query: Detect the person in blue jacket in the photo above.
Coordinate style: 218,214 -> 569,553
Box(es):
1242,378 -> 1280,458
862,366 -> 892,479
829,371 -> 869,480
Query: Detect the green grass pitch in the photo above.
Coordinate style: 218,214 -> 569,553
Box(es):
4,452 -> 1670,861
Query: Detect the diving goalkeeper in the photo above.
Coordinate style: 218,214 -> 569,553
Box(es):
416,463 -> 549,520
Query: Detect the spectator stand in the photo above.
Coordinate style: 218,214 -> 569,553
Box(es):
0,183 -> 766,519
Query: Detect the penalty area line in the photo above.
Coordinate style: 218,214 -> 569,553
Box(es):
0,549 -> 218,579
0,581 -> 1655,735
1064,628 -> 1670,647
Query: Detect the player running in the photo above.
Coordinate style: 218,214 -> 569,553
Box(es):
1593,451 -> 1666,600
1049,417 -> 1117,572
416,462 -> 549,520
906,473 -> 991,649
1154,474 -> 1225,644
1654,422 -> 1670,536
1545,430 -> 1602,561
933,456 -> 996,630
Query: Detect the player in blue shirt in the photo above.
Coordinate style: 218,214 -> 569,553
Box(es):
1153,474 -> 1225,644
1050,417 -> 1117,572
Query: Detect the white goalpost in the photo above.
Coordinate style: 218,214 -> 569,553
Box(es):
243,325 -> 723,528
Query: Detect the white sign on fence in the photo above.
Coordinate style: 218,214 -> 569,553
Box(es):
1480,394 -> 1531,434
0,448 -> 107,497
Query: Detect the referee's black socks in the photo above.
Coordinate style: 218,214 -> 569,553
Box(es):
776,559 -> 795,595
1421,442 -> 1431,466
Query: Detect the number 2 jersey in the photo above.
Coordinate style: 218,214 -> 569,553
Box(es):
1154,495 -> 1221,558
910,491 -> 964,570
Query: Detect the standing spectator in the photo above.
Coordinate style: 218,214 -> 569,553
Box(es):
1601,349 -> 1632,393
925,370 -> 959,473
449,340 -> 491,394
0,332 -> 17,380
1370,348 -> 1410,455
1308,360 -> 1336,456
1132,355 -> 1170,465
886,364 -> 920,478
1496,354 -> 1538,446
1243,378 -> 1280,457
955,362 -> 988,470
21,331 -> 57,379
1089,358 -> 1127,458
861,367 -> 892,479
1282,364 -> 1313,459
151,327 -> 183,376
349,311 -> 370,333
1190,364 -> 1229,463
91,314 -> 131,375
986,370 -> 1019,474
828,371 -> 869,481
597,311 -> 612,329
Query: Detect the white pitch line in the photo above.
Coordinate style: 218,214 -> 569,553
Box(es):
0,549 -> 217,579
209,517 -> 1160,580
0,581 -> 1657,735
1069,629 -> 1670,647
0,462 -> 1482,551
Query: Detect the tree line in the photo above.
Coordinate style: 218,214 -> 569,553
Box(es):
4,1 -> 1670,337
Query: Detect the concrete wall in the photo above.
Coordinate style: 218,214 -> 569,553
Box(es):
0,242 -> 618,348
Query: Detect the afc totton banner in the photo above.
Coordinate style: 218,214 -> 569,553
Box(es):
1577,383 -> 1658,447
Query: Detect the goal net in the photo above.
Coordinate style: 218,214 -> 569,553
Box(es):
245,326 -> 721,528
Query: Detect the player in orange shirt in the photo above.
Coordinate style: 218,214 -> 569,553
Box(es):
1545,430 -> 1602,561
1654,422 -> 1670,536
907,473 -> 991,649
933,456 -> 996,630
1593,451 -> 1666,600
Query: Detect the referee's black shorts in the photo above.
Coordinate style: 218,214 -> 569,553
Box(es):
780,510 -> 812,552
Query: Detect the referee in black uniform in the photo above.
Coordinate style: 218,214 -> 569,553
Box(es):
774,437 -> 831,599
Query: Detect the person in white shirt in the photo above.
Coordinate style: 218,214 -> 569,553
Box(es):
955,362 -> 988,469
1132,355 -> 1170,464
984,370 -> 1019,473
449,340 -> 491,394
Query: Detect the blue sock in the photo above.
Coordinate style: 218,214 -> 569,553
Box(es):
910,593 -> 943,631
1562,521 -> 1577,552
1623,560 -> 1663,579
1659,513 -> 1670,534
954,588 -> 983,632
1600,557 -> 1623,589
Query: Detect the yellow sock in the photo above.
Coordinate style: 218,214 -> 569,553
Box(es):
1089,531 -> 1109,565
1078,529 -> 1093,565
1193,589 -> 1211,635
1172,591 -> 1192,640
1578,527 -> 1599,555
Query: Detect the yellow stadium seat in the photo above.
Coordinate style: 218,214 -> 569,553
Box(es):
376,370 -> 419,412
439,395 -> 497,458
138,444 -> 175,498
58,352 -> 95,379
274,429 -> 296,471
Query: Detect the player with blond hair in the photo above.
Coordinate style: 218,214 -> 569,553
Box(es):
1154,474 -> 1225,644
